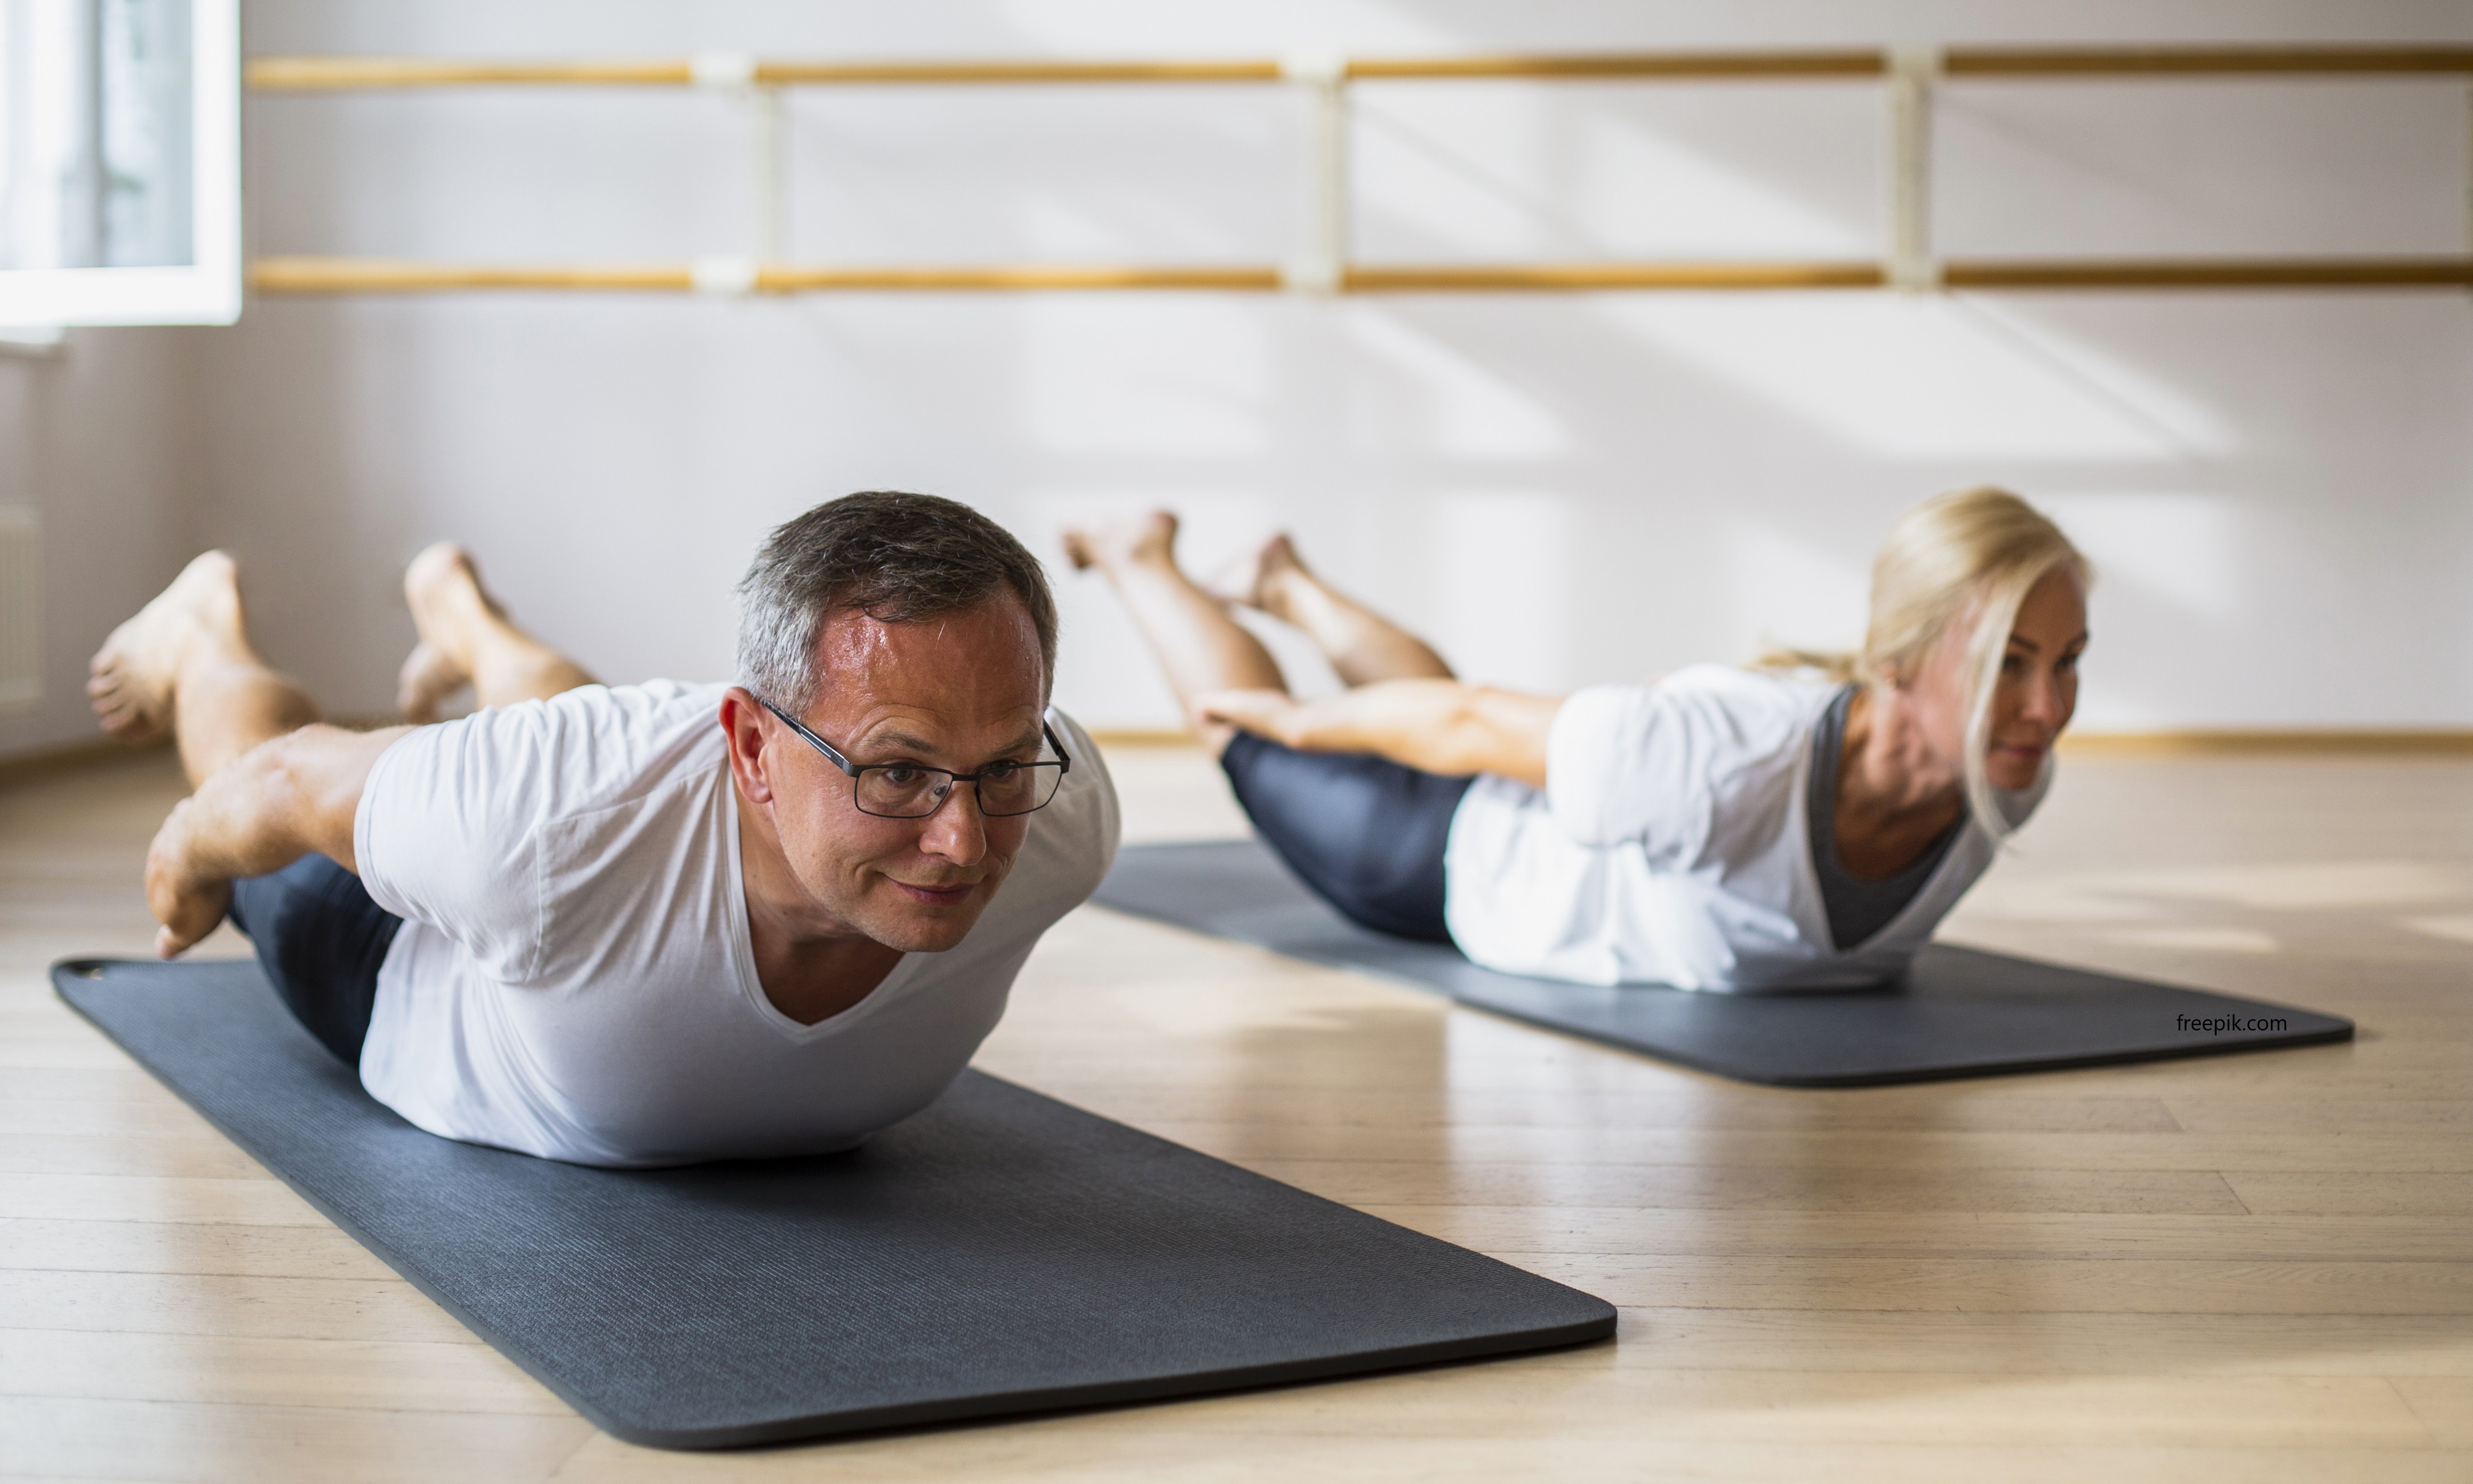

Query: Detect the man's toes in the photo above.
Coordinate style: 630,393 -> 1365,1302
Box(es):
396,640 -> 468,723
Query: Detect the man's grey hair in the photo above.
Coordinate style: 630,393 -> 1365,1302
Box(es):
737,491 -> 1059,715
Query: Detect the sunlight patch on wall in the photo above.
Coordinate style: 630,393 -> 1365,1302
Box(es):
1347,307 -> 1567,458
1576,115 -> 1869,257
1726,522 -> 1868,664
1019,172 -> 1265,260
1426,490 -> 1572,691
1022,196 -> 1138,258
1021,297 -> 1269,455
1352,87 -> 1550,259
992,0 -> 1451,53
1598,295 -> 2219,461
1951,298 -> 2235,458
2035,491 -> 2240,622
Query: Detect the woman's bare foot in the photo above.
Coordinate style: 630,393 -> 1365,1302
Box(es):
396,542 -> 488,723
1060,509 -> 1180,577
1204,531 -> 1315,618
87,551 -> 245,745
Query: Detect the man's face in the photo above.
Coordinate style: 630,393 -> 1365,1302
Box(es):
734,596 -> 1048,954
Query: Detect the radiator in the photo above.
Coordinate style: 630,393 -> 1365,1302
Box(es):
0,508 -> 39,715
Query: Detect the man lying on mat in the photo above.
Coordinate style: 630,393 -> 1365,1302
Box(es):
88,492 -> 1117,1166
1064,486 -> 2086,993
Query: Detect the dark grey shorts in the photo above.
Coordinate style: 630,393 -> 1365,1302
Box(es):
226,854 -> 404,1067
1218,732 -> 1475,944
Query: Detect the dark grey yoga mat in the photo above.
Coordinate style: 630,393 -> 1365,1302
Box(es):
1093,839 -> 2354,1087
53,956 -> 1614,1450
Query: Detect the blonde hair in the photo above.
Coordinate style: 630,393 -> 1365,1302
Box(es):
1758,487 -> 2091,840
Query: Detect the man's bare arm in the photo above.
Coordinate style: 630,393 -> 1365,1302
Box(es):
1196,680 -> 1559,788
146,724 -> 412,958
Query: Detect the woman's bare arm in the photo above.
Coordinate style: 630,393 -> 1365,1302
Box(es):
145,723 -> 411,958
1197,680 -> 1560,787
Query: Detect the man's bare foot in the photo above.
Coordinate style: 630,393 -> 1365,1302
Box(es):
87,551 -> 244,745
1204,531 -> 1314,618
395,642 -> 467,725
396,542 -> 490,723
1060,510 -> 1180,576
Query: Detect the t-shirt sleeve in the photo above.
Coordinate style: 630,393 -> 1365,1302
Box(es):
1543,680 -> 1719,866
354,705 -> 555,984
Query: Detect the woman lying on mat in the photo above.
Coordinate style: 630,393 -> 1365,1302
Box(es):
1064,486 -> 2089,992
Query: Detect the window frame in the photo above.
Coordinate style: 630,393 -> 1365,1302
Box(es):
0,0 -> 240,327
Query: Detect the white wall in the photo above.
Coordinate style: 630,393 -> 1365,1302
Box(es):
175,0 -> 2473,731
0,328 -> 198,756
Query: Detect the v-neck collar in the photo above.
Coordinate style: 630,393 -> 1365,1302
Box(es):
1788,691 -> 1973,957
719,773 -> 922,1043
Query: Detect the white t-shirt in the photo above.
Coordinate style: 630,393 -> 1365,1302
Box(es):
1442,664 -> 2046,992
352,681 -> 1118,1167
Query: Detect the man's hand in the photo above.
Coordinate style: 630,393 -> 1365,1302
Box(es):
145,800 -> 234,958
136,723 -> 411,958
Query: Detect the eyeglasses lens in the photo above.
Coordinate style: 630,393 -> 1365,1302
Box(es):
855,764 -> 1060,819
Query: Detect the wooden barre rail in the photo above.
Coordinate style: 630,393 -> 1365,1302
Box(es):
1361,260 -> 2473,290
242,58 -> 1291,89
250,257 -> 2473,295
247,259 -> 1288,293
1349,263 -> 1889,290
1942,46 -> 2473,76
244,46 -> 2473,91
1940,259 -> 2473,289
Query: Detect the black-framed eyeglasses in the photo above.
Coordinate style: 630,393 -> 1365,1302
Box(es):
758,698 -> 1072,819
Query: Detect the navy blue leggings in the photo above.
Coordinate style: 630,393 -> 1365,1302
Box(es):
1218,732 -> 1474,944
225,854 -> 404,1067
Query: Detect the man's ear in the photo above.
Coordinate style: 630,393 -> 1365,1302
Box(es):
719,688 -> 777,805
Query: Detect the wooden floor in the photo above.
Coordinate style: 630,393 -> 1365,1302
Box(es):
5,742 -> 2471,1481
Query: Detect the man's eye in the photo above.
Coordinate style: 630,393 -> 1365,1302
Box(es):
980,761 -> 1023,782
878,765 -> 926,787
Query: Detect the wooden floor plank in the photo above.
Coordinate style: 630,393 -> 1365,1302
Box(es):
1,1269 -> 476,1344
1591,1308 -> 2473,1377
1,1217 -> 398,1280
1354,1206 -> 2473,1263
542,1432 -> 2473,1484
0,1327 -> 564,1414
0,1395 -> 592,1484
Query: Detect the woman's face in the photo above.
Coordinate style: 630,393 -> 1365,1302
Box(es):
1906,568 -> 2089,793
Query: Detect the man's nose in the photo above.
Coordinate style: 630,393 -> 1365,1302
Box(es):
920,783 -> 991,864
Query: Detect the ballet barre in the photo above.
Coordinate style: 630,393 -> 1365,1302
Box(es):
242,45 -> 2473,297
244,47 -> 2473,89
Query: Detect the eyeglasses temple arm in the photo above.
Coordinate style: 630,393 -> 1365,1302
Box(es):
758,696 -> 863,779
